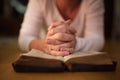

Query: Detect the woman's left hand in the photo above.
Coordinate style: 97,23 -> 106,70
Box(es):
46,21 -> 76,54
46,32 -> 76,53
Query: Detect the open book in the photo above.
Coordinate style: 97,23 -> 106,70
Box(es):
12,49 -> 116,72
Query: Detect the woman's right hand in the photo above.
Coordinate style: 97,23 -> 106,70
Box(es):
45,20 -> 76,56
29,38 -> 70,56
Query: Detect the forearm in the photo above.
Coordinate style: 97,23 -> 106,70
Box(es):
74,36 -> 104,52
74,0 -> 105,52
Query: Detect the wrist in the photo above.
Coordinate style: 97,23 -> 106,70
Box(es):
29,39 -> 46,52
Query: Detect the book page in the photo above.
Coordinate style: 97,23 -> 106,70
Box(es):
21,50 -> 113,65
63,52 -> 113,64
21,49 -> 64,61
63,52 -> 104,61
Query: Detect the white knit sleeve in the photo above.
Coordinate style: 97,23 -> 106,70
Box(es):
18,0 -> 45,52
74,0 -> 105,52
74,35 -> 104,52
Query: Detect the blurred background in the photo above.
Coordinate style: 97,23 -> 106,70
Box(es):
0,0 -> 120,51
0,0 -> 28,37
0,0 -> 120,39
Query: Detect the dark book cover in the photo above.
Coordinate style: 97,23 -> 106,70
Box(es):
12,56 -> 117,72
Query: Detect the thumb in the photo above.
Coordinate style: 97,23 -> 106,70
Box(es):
64,19 -> 72,25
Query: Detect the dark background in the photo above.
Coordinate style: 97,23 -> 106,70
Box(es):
0,0 -> 120,40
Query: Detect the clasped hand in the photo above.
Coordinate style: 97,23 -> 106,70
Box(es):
45,20 -> 76,56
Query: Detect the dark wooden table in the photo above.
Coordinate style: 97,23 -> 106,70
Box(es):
0,37 -> 120,80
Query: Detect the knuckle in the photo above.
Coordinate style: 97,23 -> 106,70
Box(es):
62,43 -> 71,48
69,35 -> 74,40
56,33 -> 64,39
52,28 -> 57,33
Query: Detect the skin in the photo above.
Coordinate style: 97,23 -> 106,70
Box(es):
29,0 -> 81,56
56,0 -> 81,20
30,20 -> 76,56
46,20 -> 76,54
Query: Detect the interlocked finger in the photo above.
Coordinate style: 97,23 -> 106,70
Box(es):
50,50 -> 69,56
46,38 -> 64,45
51,33 -> 75,41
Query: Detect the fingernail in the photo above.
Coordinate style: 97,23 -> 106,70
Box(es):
46,39 -> 52,44
47,39 -> 56,44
